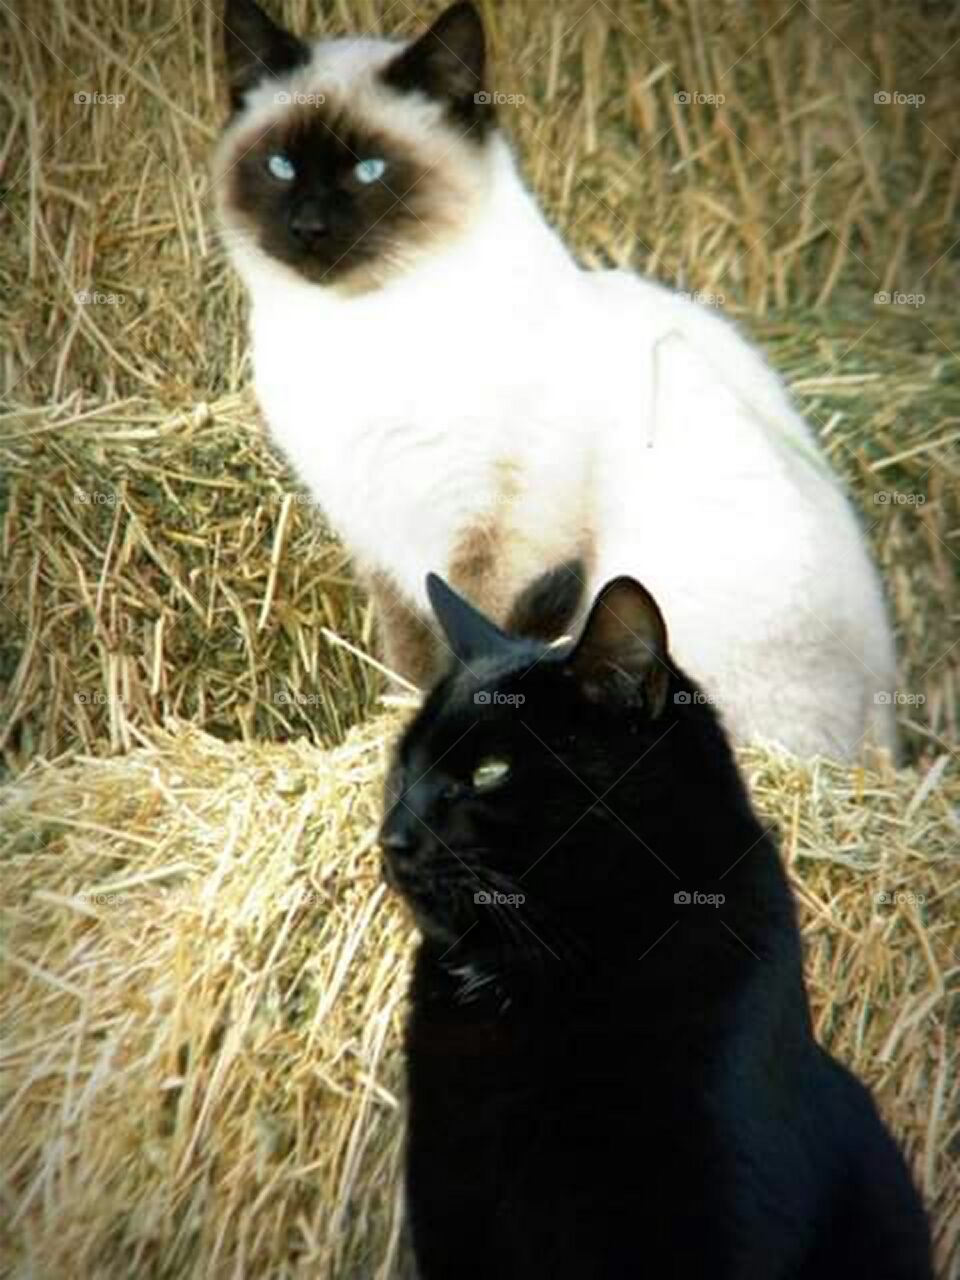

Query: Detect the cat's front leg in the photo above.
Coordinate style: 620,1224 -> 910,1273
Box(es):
365,570 -> 442,690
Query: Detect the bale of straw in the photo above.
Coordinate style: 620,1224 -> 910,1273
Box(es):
0,397 -> 380,768
2,724 -> 959,1277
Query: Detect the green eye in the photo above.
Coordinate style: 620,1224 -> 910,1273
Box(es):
472,758 -> 511,791
354,157 -> 387,184
267,153 -> 296,181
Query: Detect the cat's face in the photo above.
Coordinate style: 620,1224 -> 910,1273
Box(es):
380,571 -> 696,962
214,0 -> 496,292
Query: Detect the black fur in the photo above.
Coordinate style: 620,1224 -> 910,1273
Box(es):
222,0 -> 309,113
502,558 -> 585,641
380,572 -> 933,1280
382,2 -> 494,137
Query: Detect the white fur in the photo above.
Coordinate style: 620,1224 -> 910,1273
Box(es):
215,36 -> 898,761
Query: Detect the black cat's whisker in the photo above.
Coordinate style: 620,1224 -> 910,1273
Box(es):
449,855 -> 587,969
522,912 -> 585,971
485,900 -> 516,947
486,883 -> 583,972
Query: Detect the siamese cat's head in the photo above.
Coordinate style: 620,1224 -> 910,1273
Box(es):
213,0 -> 500,293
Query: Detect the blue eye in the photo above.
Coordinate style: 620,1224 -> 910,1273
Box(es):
354,157 -> 387,184
266,153 -> 296,182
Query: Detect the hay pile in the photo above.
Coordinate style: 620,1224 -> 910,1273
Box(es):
3,723 -> 960,1277
1,0 -> 959,1276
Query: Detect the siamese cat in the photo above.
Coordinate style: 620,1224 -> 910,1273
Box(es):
213,0 -> 898,761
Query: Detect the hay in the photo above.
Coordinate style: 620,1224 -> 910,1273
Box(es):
1,716 -> 408,1279
1,0 -> 958,769
1,0 -> 959,1276
0,396 -> 380,765
1,723 -> 959,1277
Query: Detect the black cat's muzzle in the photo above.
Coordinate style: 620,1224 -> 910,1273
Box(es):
379,813 -> 437,894
379,811 -> 478,941
380,824 -> 418,892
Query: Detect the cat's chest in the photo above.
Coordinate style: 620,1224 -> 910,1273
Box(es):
246,269 -> 600,441
248,295 -> 594,572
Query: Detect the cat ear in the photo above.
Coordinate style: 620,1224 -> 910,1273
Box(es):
383,3 -> 489,124
223,0 -> 309,110
426,573 -> 512,665
503,561 -> 585,643
567,578 -> 670,714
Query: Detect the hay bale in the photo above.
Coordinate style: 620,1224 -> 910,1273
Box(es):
2,724 -> 959,1277
0,398 -> 379,766
1,717 -> 409,1279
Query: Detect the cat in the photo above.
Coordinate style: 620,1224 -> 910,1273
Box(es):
379,567 -> 933,1280
213,0 -> 898,762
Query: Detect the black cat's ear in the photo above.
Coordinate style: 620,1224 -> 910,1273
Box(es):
223,0 -> 309,111
504,561 -> 585,643
383,3 -> 490,132
568,577 -> 670,714
426,573 -> 511,665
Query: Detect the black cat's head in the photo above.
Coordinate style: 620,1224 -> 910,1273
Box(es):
380,569 -> 752,971
214,0 -> 497,292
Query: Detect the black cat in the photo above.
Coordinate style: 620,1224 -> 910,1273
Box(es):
379,569 -> 933,1280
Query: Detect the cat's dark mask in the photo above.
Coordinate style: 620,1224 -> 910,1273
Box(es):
217,1 -> 495,290
379,568 -> 687,953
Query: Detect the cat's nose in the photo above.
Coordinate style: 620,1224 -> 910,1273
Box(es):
289,205 -> 328,243
381,825 -> 417,857
379,814 -> 421,865
380,819 -> 425,894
